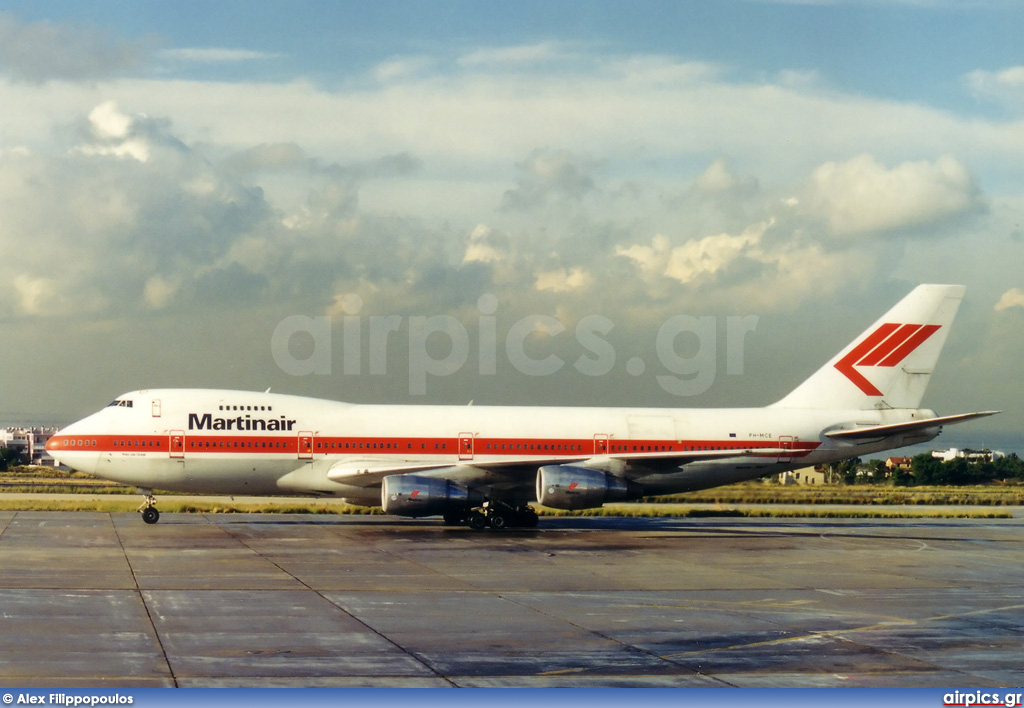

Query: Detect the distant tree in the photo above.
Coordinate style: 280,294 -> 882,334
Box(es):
827,457 -> 861,485
841,457 -> 861,485
858,453 -> 1022,487
910,453 -> 943,485
994,453 -> 1024,481
0,447 -> 25,471
891,464 -> 914,487
943,457 -> 971,485
901,452 -> 1021,486
869,459 -> 888,484
972,460 -> 995,483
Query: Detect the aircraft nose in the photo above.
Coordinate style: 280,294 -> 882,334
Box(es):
46,414 -> 106,474
44,435 -> 60,456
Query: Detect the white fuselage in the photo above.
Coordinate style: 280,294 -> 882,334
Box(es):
47,388 -> 937,508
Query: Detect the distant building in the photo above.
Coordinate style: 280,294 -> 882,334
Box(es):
931,448 -> 1005,463
778,466 -> 826,485
0,427 -> 59,467
885,457 -> 912,472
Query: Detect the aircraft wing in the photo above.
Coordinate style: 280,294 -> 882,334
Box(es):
325,447 -> 780,487
825,411 -> 999,440
599,447 -> 784,471
326,457 -> 575,488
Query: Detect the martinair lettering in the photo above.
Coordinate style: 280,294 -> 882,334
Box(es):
188,413 -> 297,431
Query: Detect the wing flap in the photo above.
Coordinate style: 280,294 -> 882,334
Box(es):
325,456 -> 583,488
605,447 -> 786,471
325,447 -> 783,486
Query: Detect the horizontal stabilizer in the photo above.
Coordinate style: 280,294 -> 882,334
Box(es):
825,411 -> 999,440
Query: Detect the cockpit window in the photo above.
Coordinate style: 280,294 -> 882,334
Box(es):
107,399 -> 134,408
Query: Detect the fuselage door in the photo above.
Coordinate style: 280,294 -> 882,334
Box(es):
778,435 -> 795,463
458,433 -> 474,461
169,430 -> 185,459
298,432 -> 314,460
594,434 -> 609,455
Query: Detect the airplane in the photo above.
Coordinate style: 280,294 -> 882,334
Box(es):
46,284 -> 997,528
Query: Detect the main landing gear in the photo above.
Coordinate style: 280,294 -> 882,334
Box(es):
445,501 -> 539,530
137,490 -> 160,524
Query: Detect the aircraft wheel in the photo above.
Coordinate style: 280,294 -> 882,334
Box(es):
467,511 -> 488,530
141,507 -> 160,525
489,512 -> 508,530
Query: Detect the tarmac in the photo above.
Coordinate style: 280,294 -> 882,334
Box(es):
0,510 -> 1022,688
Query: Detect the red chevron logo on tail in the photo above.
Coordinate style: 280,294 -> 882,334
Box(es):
834,323 -> 941,396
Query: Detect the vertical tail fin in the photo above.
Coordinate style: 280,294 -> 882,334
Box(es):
773,284 -> 965,410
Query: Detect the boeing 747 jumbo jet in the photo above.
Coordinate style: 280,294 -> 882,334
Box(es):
47,284 -> 996,527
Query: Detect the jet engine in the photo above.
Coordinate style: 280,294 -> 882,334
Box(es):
381,474 -> 471,517
535,465 -> 642,510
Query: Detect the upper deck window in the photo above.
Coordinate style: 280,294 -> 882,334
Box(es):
107,399 -> 133,408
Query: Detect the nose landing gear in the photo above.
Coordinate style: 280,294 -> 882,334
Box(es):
137,490 -> 160,524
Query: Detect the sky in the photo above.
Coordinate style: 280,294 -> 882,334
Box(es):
0,1 -> 1021,452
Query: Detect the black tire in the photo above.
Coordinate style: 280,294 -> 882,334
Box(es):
468,512 -> 488,530
489,513 -> 508,530
141,507 -> 160,525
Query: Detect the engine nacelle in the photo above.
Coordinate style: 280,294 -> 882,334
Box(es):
535,465 -> 642,510
381,474 -> 471,517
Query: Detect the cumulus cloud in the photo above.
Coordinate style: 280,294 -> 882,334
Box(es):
0,12 -> 146,82
0,38 -> 1013,416
221,143 -> 308,173
0,102 -> 276,317
143,274 -> 179,310
616,221 -> 770,286
616,234 -> 672,276
500,150 -> 598,212
221,143 -> 422,185
995,288 -> 1024,312
534,267 -> 593,293
694,158 -> 758,194
805,154 -> 982,236
462,224 -> 508,264
7,40 -> 1008,202
11,274 -> 57,316
665,225 -> 764,284
966,66 -> 1024,105
0,89 -> 991,331
75,101 -> 152,162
